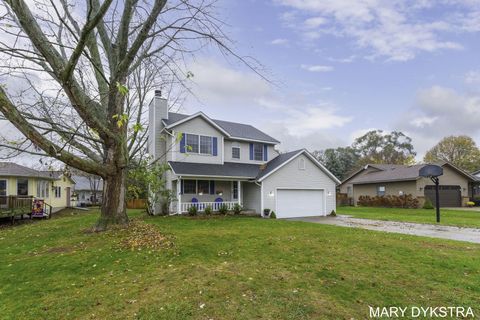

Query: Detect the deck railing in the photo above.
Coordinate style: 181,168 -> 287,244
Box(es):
180,201 -> 239,213
0,195 -> 33,210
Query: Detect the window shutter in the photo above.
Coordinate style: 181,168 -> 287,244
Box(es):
212,137 -> 218,156
263,144 -> 268,161
180,133 -> 186,153
209,180 -> 215,194
180,180 -> 184,194
249,143 -> 253,160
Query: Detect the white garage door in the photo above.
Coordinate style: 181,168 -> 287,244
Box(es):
276,189 -> 325,218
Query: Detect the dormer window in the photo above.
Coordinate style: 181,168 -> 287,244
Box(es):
253,143 -> 264,161
232,146 -> 240,159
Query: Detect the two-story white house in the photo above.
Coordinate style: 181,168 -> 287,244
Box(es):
148,90 -> 340,218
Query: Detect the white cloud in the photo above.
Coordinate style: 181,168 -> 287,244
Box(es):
256,98 -> 352,137
269,38 -> 289,45
410,116 -> 438,128
304,16 -> 327,29
275,0 -> 479,61
397,85 -> 480,157
188,59 -> 271,104
465,70 -> 480,85
300,64 -> 334,72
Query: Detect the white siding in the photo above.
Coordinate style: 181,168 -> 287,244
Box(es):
242,181 -> 261,213
170,117 -> 225,164
262,154 -> 337,215
224,139 -> 279,164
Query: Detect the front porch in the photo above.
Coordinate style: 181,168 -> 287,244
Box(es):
171,178 -> 258,214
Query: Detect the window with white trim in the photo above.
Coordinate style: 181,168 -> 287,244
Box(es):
253,143 -> 264,161
232,181 -> 238,200
17,178 -> 28,196
186,134 -> 199,153
198,180 -> 210,194
36,181 -> 49,198
377,185 -> 386,196
232,146 -> 240,159
183,180 -> 196,194
54,186 -> 62,198
200,136 -> 213,155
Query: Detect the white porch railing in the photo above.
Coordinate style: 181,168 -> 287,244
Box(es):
180,201 -> 239,213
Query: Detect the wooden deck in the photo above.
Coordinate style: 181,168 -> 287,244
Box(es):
0,196 -> 52,223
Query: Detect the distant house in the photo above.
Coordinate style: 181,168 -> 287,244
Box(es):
72,175 -> 103,207
339,162 -> 477,207
0,163 -> 75,213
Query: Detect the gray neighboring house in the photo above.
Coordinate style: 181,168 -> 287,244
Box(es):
473,169 -> 480,198
148,91 -> 340,218
339,162 -> 477,207
72,175 -> 103,206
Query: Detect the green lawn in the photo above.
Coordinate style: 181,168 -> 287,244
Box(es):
1,209 -> 480,319
337,206 -> 480,228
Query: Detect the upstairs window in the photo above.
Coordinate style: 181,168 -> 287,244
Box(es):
186,134 -> 199,153
253,143 -> 264,161
232,146 -> 240,159
200,136 -> 213,155
17,178 -> 28,196
377,186 -> 386,196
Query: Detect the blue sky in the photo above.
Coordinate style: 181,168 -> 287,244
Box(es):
182,0 -> 480,158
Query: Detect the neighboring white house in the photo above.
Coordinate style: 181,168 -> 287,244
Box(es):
148,90 -> 340,218
72,175 -> 103,207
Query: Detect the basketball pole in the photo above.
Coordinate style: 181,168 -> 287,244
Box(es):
431,176 -> 440,223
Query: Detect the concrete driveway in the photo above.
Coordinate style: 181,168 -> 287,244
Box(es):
290,215 -> 480,244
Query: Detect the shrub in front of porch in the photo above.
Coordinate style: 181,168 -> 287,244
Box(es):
218,204 -> 228,215
188,206 -> 198,216
204,206 -> 212,215
233,203 -> 242,215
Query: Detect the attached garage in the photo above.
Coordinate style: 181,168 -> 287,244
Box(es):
424,185 -> 461,207
258,150 -> 340,219
276,189 -> 325,218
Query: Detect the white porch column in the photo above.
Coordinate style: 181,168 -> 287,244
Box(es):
238,180 -> 242,205
177,177 -> 182,215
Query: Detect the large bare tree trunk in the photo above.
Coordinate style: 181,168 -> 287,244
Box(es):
95,167 -> 128,231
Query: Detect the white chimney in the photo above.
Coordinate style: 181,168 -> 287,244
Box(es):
148,90 -> 168,158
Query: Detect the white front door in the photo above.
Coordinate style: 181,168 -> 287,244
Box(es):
276,189 -> 325,218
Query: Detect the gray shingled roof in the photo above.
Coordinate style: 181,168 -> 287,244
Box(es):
0,162 -> 56,179
163,112 -> 279,144
169,149 -> 332,182
72,175 -> 103,191
169,161 -> 261,178
349,163 -> 476,185
256,149 -> 301,180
